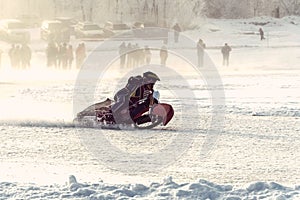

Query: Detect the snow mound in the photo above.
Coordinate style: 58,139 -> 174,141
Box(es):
0,176 -> 299,199
252,107 -> 300,117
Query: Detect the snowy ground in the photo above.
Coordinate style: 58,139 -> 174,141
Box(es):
0,16 -> 300,199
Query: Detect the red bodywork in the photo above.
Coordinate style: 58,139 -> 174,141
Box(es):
151,103 -> 174,125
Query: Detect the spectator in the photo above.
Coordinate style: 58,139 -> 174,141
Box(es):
144,46 -> 152,65
160,45 -> 168,66
9,44 -> 16,69
75,43 -> 86,69
75,44 -> 81,69
66,44 -> 74,69
132,43 -> 140,67
119,42 -> 126,68
126,43 -> 133,68
259,28 -> 265,40
14,45 -> 21,69
57,43 -> 62,68
137,46 -> 145,66
81,43 -> 86,58
0,49 -> 3,68
59,43 -> 68,69
197,39 -> 206,67
221,43 -> 232,66
173,23 -> 182,43
46,42 -> 58,68
20,43 -> 32,69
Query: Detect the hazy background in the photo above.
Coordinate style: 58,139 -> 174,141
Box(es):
0,0 -> 299,28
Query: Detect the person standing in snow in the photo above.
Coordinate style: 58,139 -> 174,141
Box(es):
221,43 -> 231,66
14,45 -> 21,69
0,49 -> 3,68
173,23 -> 182,43
46,42 -> 58,68
20,43 -> 32,69
75,43 -> 86,69
9,44 -> 16,69
59,43 -> 68,69
144,46 -> 152,65
259,28 -> 265,40
160,45 -> 168,66
197,39 -> 206,68
119,42 -> 127,68
126,43 -> 133,68
66,44 -> 74,69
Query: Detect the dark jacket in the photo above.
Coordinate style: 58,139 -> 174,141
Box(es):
221,45 -> 231,55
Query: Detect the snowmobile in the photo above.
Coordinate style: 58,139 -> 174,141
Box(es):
74,97 -> 174,129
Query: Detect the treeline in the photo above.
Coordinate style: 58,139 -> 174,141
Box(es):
0,0 -> 299,25
203,0 -> 300,18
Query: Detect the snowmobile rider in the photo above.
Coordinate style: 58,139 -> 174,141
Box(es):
111,71 -> 160,124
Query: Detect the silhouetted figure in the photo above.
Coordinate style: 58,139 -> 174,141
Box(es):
14,45 -> 21,69
137,44 -> 145,67
132,43 -> 140,67
46,42 -> 58,68
20,43 -> 32,69
119,42 -> 126,68
59,43 -> 68,69
160,45 -> 168,66
197,39 -> 206,67
0,49 -> 3,68
144,46 -> 152,65
221,43 -> 231,66
126,43 -> 133,68
259,28 -> 265,40
9,44 -> 16,68
173,23 -> 182,43
75,43 -> 86,69
66,44 -> 74,69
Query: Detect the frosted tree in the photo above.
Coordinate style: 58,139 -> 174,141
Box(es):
202,0 -> 284,18
202,0 -> 261,18
202,0 -> 225,18
223,0 -> 252,18
166,0 -> 205,28
0,0 -> 299,23
280,0 -> 300,15
252,0 -> 264,17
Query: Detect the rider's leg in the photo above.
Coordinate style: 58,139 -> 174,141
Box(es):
135,115 -> 151,125
130,103 -> 149,122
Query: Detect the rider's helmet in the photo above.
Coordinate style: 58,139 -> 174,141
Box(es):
126,75 -> 142,91
128,75 -> 142,84
143,71 -> 160,84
